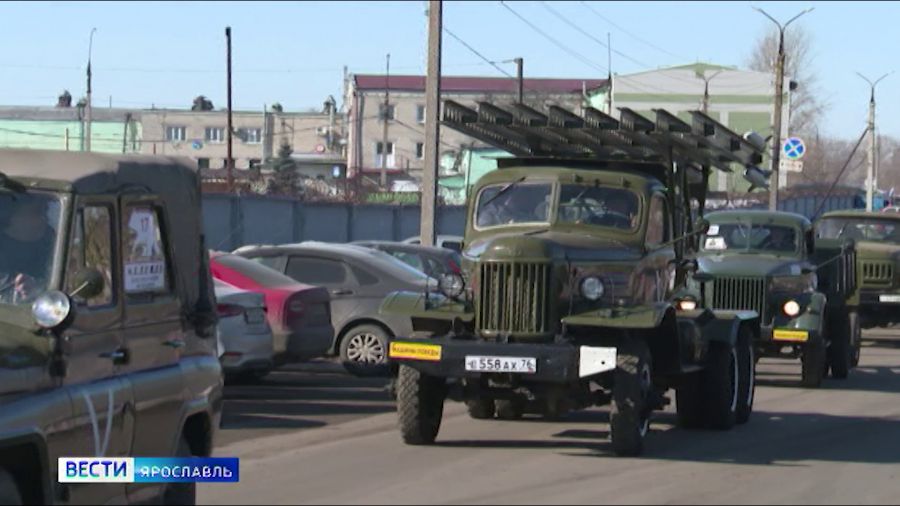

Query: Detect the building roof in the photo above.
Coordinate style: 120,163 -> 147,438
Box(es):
0,105 -> 140,122
353,74 -> 607,94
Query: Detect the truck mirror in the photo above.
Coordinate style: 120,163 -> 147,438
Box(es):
70,268 -> 106,301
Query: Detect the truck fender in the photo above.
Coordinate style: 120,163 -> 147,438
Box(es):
379,291 -> 474,337
682,309 -> 759,348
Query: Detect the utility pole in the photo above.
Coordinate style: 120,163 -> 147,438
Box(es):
380,53 -> 391,189
857,71 -> 893,211
606,32 -> 612,115
122,113 -> 131,154
226,26 -> 235,193
85,28 -> 96,152
753,6 -> 813,211
514,57 -> 523,103
420,0 -> 442,247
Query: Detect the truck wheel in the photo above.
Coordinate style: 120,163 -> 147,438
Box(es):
676,372 -> 704,430
340,324 -> 391,377
397,365 -> 445,445
610,337 -> 653,457
801,342 -> 827,388
849,311 -> 862,368
162,436 -> 196,505
736,326 -> 756,425
829,314 -> 852,380
702,341 -> 738,431
495,399 -> 525,420
466,399 -> 496,420
0,468 -> 22,506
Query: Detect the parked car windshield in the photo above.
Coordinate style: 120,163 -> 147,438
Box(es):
364,249 -> 434,285
702,223 -> 798,253
817,218 -> 900,243
557,185 -> 641,231
0,191 -> 63,305
475,182 -> 552,228
214,253 -> 300,288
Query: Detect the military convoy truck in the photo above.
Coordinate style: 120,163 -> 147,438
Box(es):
690,210 -> 860,388
0,150 -> 221,505
383,101 -> 765,456
817,210 -> 900,334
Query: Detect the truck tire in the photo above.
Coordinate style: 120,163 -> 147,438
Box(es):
675,372 -> 704,429
610,337 -> 653,457
829,313 -> 852,380
495,399 -> 525,420
340,324 -> 391,377
0,468 -> 22,506
849,311 -> 862,368
801,342 -> 827,388
466,399 -> 496,420
397,365 -> 445,445
702,341 -> 738,431
162,436 -> 196,505
736,326 -> 756,425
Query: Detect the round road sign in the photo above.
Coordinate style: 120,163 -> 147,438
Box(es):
783,137 -> 806,160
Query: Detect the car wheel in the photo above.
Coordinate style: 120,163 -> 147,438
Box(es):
702,341 -> 738,430
340,324 -> 391,377
495,399 -> 526,421
801,342 -> 827,388
466,399 -> 496,420
162,436 -> 196,505
828,313 -> 852,380
736,325 -> 756,425
849,311 -> 862,368
610,337 -> 653,456
397,365 -> 445,445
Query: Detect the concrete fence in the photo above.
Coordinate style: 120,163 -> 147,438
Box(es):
203,194 -> 467,252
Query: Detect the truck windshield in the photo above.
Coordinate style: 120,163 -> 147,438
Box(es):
702,223 -> 798,253
557,184 -> 640,231
817,218 -> 900,243
0,191 -> 62,305
475,182 -> 552,229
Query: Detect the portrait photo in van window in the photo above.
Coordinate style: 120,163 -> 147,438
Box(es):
123,206 -> 169,294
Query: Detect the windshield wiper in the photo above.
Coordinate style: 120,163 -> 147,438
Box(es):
0,172 -> 26,194
479,176 -> 526,210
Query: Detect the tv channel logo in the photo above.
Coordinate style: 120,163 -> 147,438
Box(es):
59,458 -> 239,483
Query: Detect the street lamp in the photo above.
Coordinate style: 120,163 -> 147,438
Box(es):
856,71 -> 894,211
752,6 -> 814,211
85,27 -> 97,152
697,69 -> 724,114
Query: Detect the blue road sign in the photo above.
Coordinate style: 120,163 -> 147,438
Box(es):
783,137 -> 806,160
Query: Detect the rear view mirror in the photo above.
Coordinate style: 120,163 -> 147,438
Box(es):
70,268 -> 105,301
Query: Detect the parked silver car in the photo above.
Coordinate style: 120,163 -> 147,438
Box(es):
214,279 -> 275,381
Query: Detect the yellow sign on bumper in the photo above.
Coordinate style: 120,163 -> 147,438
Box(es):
773,329 -> 809,342
389,342 -> 443,361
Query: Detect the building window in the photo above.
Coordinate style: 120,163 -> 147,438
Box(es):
415,142 -> 425,160
166,126 -> 186,142
378,103 -> 395,121
238,128 -> 262,144
249,158 -> 261,170
416,105 -> 426,124
205,127 -> 226,143
197,158 -> 210,170
375,141 -> 395,168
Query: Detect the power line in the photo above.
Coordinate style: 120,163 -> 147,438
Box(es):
579,1 -> 688,62
442,26 -> 544,96
498,1 -> 607,74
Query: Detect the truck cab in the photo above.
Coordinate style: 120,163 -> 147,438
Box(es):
0,150 -> 221,505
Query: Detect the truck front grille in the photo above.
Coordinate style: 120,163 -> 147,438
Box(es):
709,276 -> 767,319
861,261 -> 894,286
476,262 -> 551,335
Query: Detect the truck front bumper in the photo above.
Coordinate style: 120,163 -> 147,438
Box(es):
387,337 -> 617,384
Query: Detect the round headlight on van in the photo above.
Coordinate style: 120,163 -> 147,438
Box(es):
439,273 -> 465,299
783,300 -> 801,317
32,291 -> 71,329
580,276 -> 605,301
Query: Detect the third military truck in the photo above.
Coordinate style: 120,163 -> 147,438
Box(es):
692,210 -> 860,388
382,101 -> 766,456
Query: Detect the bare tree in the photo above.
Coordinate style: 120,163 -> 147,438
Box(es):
747,26 -> 826,137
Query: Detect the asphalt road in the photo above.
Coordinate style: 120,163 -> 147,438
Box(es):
204,331 -> 900,504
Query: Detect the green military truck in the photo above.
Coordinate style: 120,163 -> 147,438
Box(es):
0,150 -> 222,505
689,210 -> 860,388
382,101 -> 765,456
817,210 -> 900,335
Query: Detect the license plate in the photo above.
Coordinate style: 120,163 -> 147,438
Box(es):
465,356 -> 537,374
773,329 -> 809,342
389,342 -> 442,361
880,295 -> 900,303
244,309 -> 266,325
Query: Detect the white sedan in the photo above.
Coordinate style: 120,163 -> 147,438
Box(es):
214,279 -> 275,381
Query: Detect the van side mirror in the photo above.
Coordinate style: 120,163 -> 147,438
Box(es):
70,268 -> 105,301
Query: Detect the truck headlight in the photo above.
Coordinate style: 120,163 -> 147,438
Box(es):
783,300 -> 801,317
32,291 -> 71,329
677,299 -> 698,311
439,273 -> 465,299
580,276 -> 605,301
